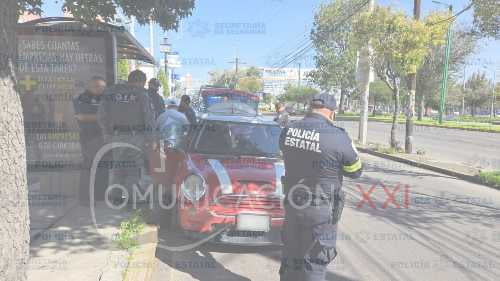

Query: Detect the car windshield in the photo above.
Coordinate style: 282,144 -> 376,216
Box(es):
193,121 -> 281,157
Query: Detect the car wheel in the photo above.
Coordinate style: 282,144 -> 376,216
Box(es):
169,201 -> 179,230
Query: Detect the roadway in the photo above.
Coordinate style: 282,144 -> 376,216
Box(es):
337,120 -> 500,170
152,153 -> 500,281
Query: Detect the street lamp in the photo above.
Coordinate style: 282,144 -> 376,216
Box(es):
433,0 -> 453,124
483,65 -> 499,119
159,37 -> 172,96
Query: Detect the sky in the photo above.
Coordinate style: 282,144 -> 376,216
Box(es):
40,0 -> 499,84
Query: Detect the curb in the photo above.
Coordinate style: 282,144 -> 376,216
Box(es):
337,117 -> 500,134
123,224 -> 159,281
356,147 -> 499,190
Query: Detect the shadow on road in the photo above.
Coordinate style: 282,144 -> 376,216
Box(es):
257,250 -> 358,281
154,208 -> 262,281
341,169 -> 500,281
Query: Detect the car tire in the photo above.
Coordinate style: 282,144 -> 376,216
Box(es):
169,201 -> 179,231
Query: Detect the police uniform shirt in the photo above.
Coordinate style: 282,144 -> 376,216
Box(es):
97,84 -> 155,141
279,112 -> 362,193
73,91 -> 102,135
148,89 -> 166,119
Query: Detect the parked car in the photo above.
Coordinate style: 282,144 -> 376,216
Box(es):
149,114 -> 285,245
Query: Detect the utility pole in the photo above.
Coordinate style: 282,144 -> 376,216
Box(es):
404,0 -> 421,153
129,17 -> 136,70
159,37 -> 172,97
228,56 -> 246,74
298,63 -> 301,87
149,21 -> 156,76
436,1 -> 453,124
491,69 -> 497,119
357,0 -> 375,145
462,64 -> 466,115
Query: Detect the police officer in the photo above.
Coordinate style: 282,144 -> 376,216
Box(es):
279,93 -> 362,281
73,76 -> 108,204
98,70 -> 155,204
274,102 -> 289,127
147,78 -> 165,120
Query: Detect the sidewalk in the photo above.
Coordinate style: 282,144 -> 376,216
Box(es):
28,202 -> 132,281
355,143 -> 500,190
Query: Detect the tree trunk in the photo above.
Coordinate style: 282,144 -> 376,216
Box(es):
461,96 -> 465,116
339,86 -> 346,114
405,73 -> 416,153
471,102 -> 476,116
372,96 -> 377,117
390,85 -> 400,149
346,94 -> 352,111
0,1 -> 30,280
417,90 -> 424,120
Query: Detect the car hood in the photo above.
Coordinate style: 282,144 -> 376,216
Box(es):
187,154 -> 284,196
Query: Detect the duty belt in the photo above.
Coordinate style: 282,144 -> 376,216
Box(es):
292,193 -> 331,206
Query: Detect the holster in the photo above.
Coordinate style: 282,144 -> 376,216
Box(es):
331,189 -> 345,225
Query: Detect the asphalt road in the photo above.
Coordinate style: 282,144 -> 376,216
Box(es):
336,120 -> 500,170
152,153 -> 500,281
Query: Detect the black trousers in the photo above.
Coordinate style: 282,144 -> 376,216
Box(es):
79,133 -> 109,203
279,201 -> 338,281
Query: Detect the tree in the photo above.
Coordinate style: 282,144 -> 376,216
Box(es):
0,1 -> 195,280
117,59 -> 130,81
236,76 -> 263,92
416,27 -> 477,119
208,70 -> 240,89
353,6 -> 447,148
472,0 -> 500,39
279,84 -> 319,111
208,66 -> 263,92
309,0 -> 362,114
369,80 -> 392,115
464,72 -> 493,116
157,69 -> 170,97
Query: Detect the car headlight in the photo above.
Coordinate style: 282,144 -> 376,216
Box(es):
181,174 -> 207,201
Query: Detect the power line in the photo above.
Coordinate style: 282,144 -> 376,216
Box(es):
273,0 -> 370,70
427,2 -> 473,26
265,1 -> 327,67
270,36 -> 311,68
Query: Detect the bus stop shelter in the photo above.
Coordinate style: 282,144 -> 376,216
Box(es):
16,17 -> 156,239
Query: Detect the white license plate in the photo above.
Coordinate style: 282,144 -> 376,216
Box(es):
236,214 -> 270,232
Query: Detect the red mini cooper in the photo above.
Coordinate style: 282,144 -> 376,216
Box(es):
149,113 -> 285,245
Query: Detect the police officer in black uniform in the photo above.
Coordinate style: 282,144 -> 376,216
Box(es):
279,93 -> 363,281
98,70 -> 155,204
73,76 -> 108,204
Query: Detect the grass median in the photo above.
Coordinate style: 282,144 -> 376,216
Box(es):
338,114 -> 500,133
479,171 -> 500,188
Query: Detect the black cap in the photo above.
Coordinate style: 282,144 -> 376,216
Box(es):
311,93 -> 337,111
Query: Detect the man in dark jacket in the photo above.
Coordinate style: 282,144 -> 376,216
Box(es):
73,76 -> 108,204
147,78 -> 165,120
178,94 -> 197,125
98,70 -> 155,204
